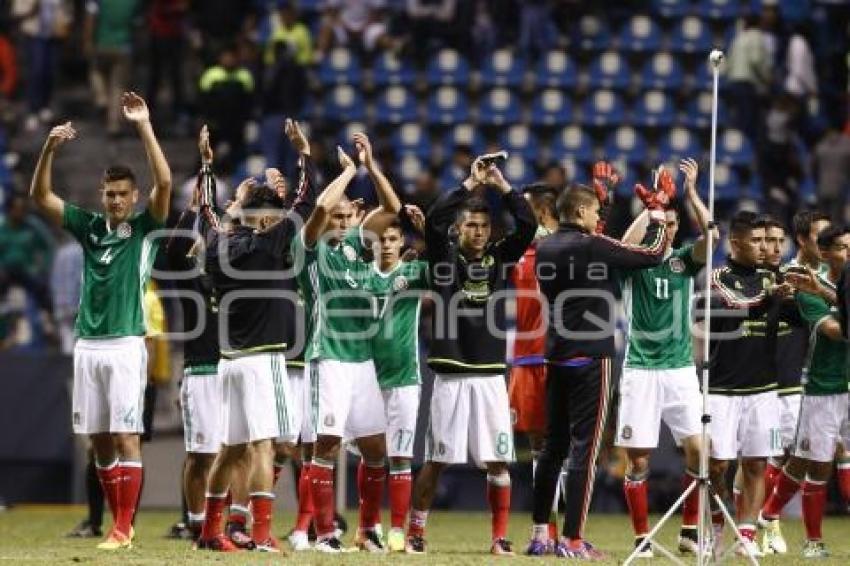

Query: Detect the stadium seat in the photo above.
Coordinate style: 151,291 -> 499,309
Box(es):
372,52 -> 416,87
713,163 -> 741,200
691,60 -> 726,91
442,123 -> 485,156
530,89 -> 573,127
603,127 -> 648,165
658,127 -> 704,162
573,15 -> 611,51
426,86 -> 470,125
580,90 -> 626,127
439,163 -> 467,190
587,51 -> 630,90
426,48 -> 470,87
478,88 -> 521,127
618,15 -> 662,52
397,154 -> 425,185
534,51 -> 578,89
670,16 -> 713,54
317,48 -> 362,86
375,86 -> 418,125
718,129 -> 755,166
391,123 -> 432,160
323,85 -> 366,122
633,90 -> 675,128
680,91 -> 714,129
698,0 -> 741,20
613,162 -> 640,198
336,121 -> 368,153
551,125 -> 594,162
499,125 -> 540,161
639,52 -> 684,91
504,155 -> 534,187
651,0 -> 690,18
480,48 -> 526,88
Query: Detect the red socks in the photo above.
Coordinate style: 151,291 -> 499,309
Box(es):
295,463 -> 314,532
837,460 -> 850,504
201,493 -> 227,539
388,466 -> 412,530
95,460 -> 121,523
624,475 -> 649,536
408,509 -> 428,537
358,460 -> 386,531
762,469 -> 801,520
487,473 -> 511,541
310,460 -> 336,538
250,492 -> 274,543
116,462 -> 142,536
682,471 -> 699,528
228,504 -> 250,528
764,460 -> 782,501
802,480 -> 826,541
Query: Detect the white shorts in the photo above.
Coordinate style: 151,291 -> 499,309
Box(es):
180,364 -> 223,454
708,391 -> 781,460
778,393 -> 802,450
383,385 -> 421,459
276,365 -> 314,444
220,353 -> 291,446
426,373 -> 515,466
794,393 -> 849,462
72,337 -> 147,435
314,359 -> 386,439
615,366 -> 702,449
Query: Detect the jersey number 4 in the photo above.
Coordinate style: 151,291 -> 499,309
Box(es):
99,247 -> 116,265
654,277 -> 669,300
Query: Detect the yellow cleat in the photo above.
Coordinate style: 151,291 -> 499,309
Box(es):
387,528 -> 406,552
96,529 -> 133,550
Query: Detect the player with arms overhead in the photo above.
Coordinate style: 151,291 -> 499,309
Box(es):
29,93 -> 172,550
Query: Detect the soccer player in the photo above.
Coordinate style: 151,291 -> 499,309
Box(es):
616,159 -> 718,557
292,132 -> 401,553
28,92 -> 172,550
407,157 -> 536,556
528,179 -> 673,559
758,225 -> 850,558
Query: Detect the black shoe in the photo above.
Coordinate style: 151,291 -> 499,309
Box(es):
307,512 -> 348,542
634,536 -> 654,558
166,521 -> 193,540
406,534 -> 427,554
225,521 -> 256,550
66,520 -> 102,538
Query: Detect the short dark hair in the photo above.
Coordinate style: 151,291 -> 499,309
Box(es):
522,183 -> 558,219
241,184 -> 285,210
756,215 -> 785,232
384,218 -> 403,234
102,165 -> 136,186
456,197 -> 490,222
792,210 -> 830,244
816,225 -> 849,248
729,210 -> 762,238
556,183 -> 596,220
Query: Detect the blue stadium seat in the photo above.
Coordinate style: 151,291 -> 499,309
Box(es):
323,85 -> 366,122
613,162 -> 640,198
499,125 -> 540,161
692,60 -> 726,91
317,48 -> 361,86
580,90 -> 625,127
639,52 -> 684,91
372,52 -> 416,87
426,48 -> 470,87
680,91 -> 714,129
439,163 -> 467,190
619,15 -> 662,52
336,121 -> 368,153
534,51 -> 578,89
587,51 -> 630,90
718,129 -> 755,166
426,86 -> 470,125
397,154 -> 426,186
478,88 -> 521,127
391,123 -> 431,160
713,163 -> 741,200
530,89 -> 573,127
551,125 -> 594,162
652,0 -> 690,18
442,123 -> 485,156
658,127 -> 704,162
375,86 -> 418,125
572,15 -> 611,51
698,0 -> 742,20
504,155 -> 534,187
480,48 -> 526,88
633,90 -> 675,128
603,127 -> 648,165
670,16 -> 713,54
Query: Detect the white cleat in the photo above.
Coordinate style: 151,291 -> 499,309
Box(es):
735,538 -> 765,558
801,539 -> 829,559
288,530 -> 311,551
314,536 -> 344,553
761,517 -> 788,554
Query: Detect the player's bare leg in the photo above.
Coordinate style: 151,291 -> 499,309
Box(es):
354,433 -> 388,552
485,461 -> 513,555
247,439 -> 278,551
407,461 -> 447,553
197,443 -> 251,551
708,458 -> 730,548
184,452 -> 215,537
736,457 -> 766,551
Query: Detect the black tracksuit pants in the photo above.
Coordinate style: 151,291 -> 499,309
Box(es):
532,358 -> 613,539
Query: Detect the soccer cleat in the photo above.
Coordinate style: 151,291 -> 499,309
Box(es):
194,534 -> 241,552
96,529 -> 132,550
387,528 -> 406,553
525,538 -> 550,556
67,519 -> 102,538
761,516 -> 788,554
356,529 -> 386,553
561,539 -> 607,560
315,536 -> 345,553
801,539 -> 829,559
678,527 -> 710,556
405,534 -> 426,554
288,530 -> 311,551
490,538 -> 514,556
734,538 -> 765,558
225,521 -> 255,550
254,536 -> 281,553
633,536 -> 654,558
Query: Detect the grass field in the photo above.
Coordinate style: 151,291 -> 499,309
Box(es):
1,506 -> 850,564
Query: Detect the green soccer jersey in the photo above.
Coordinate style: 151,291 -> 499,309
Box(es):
63,203 -> 163,338
293,227 -> 373,362
624,244 -> 703,369
366,260 -> 429,389
797,279 -> 849,395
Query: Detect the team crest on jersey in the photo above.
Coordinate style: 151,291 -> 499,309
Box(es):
342,244 -> 357,261
324,414 -> 336,428
481,255 -> 494,268
621,425 -> 633,440
669,257 -> 685,274
392,275 -> 409,291
116,222 -> 132,239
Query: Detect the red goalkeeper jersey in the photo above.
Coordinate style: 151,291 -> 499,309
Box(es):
512,243 -> 546,365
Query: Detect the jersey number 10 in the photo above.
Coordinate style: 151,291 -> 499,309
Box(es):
654,277 -> 669,300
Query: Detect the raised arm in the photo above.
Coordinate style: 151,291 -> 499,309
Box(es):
123,92 -> 172,223
591,215 -> 668,269
680,158 -> 719,264
29,122 -> 74,227
622,209 -> 650,246
425,180 -> 475,262
282,119 -> 320,222
478,163 -> 535,263
302,147 -> 357,247
353,132 -> 402,239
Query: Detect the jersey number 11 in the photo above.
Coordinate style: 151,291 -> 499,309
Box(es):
655,277 -> 669,300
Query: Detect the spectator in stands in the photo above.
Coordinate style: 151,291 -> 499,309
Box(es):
518,0 -> 557,61
541,162 -> 567,192
84,0 -> 139,136
146,0 -> 189,129
445,143 -> 473,189
198,46 -> 255,174
316,0 -> 375,59
407,170 -> 439,212
761,94 -> 803,228
726,15 -> 772,143
784,24 -> 817,137
0,193 -> 55,310
191,0 -> 257,64
470,0 -> 496,59
812,127 -> 850,223
405,0 -> 464,59
49,236 -> 82,356
13,0 -> 69,132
